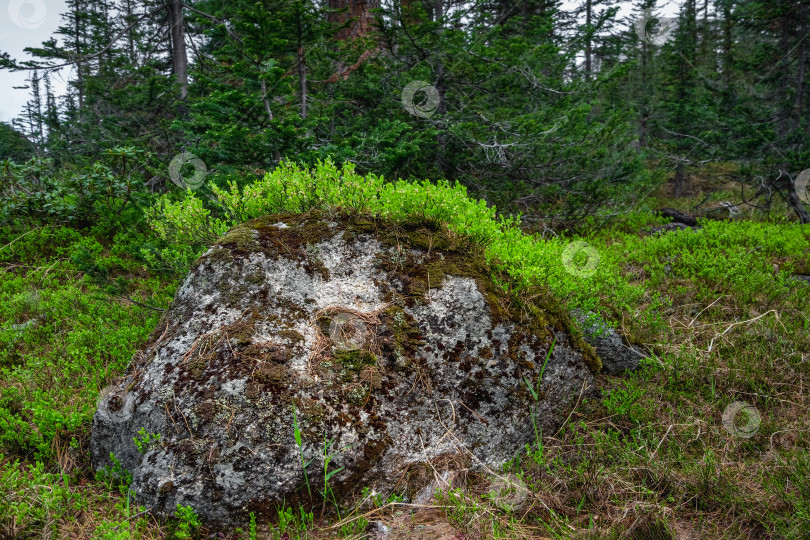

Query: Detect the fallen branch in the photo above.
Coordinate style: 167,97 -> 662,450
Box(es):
706,310 -> 778,353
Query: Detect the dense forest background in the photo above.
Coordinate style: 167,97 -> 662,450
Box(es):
1,0 -> 809,230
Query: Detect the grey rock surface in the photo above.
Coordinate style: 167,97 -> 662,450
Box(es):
91,212 -> 596,526
574,310 -> 645,375
792,274 -> 810,286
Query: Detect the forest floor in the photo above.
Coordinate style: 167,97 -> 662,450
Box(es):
0,164 -> 808,539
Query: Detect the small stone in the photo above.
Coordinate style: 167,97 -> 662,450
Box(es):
573,310 -> 645,375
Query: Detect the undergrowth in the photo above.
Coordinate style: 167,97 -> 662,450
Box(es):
0,161 -> 807,538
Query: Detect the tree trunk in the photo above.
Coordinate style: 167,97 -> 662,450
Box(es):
167,0 -> 188,113
399,0 -> 422,26
328,0 -> 379,41
260,79 -> 274,122
125,0 -> 136,62
795,3 -> 807,131
639,112 -> 648,148
639,21 -> 649,148
673,160 -> 686,198
74,0 -> 84,109
721,0 -> 733,107
777,13 -> 790,136
585,0 -> 592,81
298,46 -> 308,119
522,0 -> 528,32
432,0 -> 447,174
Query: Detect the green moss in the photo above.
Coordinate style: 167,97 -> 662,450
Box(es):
345,385 -> 368,406
334,349 -> 377,371
379,305 -> 423,369
186,357 -> 207,381
246,270 -> 265,285
202,212 -> 337,280
278,329 -> 304,344
294,396 -> 326,425
217,224 -> 260,254
205,245 -> 234,264
228,313 -> 260,347
252,362 -> 289,386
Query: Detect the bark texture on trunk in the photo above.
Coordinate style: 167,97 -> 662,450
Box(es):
794,4 -> 807,131
432,0 -> 447,174
584,0 -> 592,81
298,46 -> 307,119
673,160 -> 686,198
168,0 -> 188,113
328,0 -> 379,41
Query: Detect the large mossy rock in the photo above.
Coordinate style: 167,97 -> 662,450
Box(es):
91,211 -> 598,526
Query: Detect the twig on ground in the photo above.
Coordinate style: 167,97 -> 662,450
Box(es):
688,295 -> 726,328
706,310 -> 778,353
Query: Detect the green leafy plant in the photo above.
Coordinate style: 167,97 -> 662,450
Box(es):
172,504 -> 200,539
292,405 -> 313,499
248,511 -> 257,540
320,436 -> 345,518
602,383 -> 650,425
133,427 -> 162,453
95,452 -> 133,494
275,505 -> 314,539
524,338 -> 556,456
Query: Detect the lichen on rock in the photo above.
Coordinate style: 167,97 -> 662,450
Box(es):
91,210 -> 596,527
